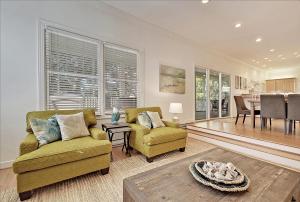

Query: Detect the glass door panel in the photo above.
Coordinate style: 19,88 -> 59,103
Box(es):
195,68 -> 207,120
209,70 -> 220,118
221,74 -> 231,117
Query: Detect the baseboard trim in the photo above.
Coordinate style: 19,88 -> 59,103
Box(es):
188,133 -> 300,172
0,160 -> 13,169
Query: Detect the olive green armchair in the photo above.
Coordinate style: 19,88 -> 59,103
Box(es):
125,107 -> 187,162
13,109 -> 112,201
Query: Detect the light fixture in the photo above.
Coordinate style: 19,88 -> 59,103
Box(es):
278,54 -> 283,58
255,37 -> 262,42
169,103 -> 183,122
269,49 -> 275,52
268,59 -> 272,62
281,57 -> 286,60
262,64 -> 267,67
294,52 -> 299,55
235,23 -> 242,28
256,61 -> 260,64
264,57 -> 268,60
252,59 -> 256,62
201,0 -> 209,4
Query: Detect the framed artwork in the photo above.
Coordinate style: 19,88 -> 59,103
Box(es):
159,64 -> 185,94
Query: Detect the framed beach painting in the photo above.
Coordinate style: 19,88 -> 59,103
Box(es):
159,64 -> 185,94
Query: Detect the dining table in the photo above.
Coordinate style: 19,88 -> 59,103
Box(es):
248,99 -> 293,133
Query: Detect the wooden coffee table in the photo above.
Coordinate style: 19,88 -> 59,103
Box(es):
124,148 -> 300,202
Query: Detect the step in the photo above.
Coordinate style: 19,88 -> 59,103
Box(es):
187,130 -> 300,172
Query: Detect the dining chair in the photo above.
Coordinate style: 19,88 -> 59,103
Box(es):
260,94 -> 287,133
234,96 -> 260,125
287,94 -> 300,133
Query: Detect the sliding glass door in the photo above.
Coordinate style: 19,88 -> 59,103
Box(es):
195,68 -> 231,120
195,68 -> 207,120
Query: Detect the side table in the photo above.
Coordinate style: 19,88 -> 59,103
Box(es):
102,123 -> 132,158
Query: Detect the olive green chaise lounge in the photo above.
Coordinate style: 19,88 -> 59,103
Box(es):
13,109 -> 112,201
125,107 -> 187,163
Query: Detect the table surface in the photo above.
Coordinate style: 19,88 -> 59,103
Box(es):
102,122 -> 129,129
124,148 -> 300,202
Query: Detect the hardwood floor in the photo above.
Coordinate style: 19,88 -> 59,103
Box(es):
189,117 -> 300,148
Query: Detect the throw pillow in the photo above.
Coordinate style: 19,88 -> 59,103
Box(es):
137,112 -> 152,129
30,116 -> 62,147
146,111 -> 165,128
55,112 -> 90,141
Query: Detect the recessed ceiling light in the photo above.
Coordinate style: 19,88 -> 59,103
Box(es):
262,64 -> 267,67
235,23 -> 242,28
256,61 -> 260,64
281,57 -> 286,60
255,38 -> 262,42
252,59 -> 256,62
269,49 -> 275,52
264,57 -> 268,60
294,52 -> 299,55
268,59 -> 272,62
202,0 -> 209,4
278,54 -> 283,58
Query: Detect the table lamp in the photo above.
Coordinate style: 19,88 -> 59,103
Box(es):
169,103 -> 183,122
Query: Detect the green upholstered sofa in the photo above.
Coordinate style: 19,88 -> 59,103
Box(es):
13,109 -> 112,201
125,107 -> 187,163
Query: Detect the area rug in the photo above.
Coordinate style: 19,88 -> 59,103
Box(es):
0,138 -> 216,202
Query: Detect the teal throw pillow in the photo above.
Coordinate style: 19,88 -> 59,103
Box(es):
137,112 -> 152,129
30,116 -> 62,147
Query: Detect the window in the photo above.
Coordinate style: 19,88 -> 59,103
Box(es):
44,26 -> 102,113
103,44 -> 139,113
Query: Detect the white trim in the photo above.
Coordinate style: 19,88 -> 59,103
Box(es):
188,133 -> 300,171
0,160 -> 13,169
187,125 -> 300,155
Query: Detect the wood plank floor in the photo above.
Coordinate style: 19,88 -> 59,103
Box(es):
189,117 -> 300,148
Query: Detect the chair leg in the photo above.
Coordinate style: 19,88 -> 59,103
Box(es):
146,157 -> 154,163
235,114 -> 239,125
284,120 -> 287,134
243,114 -> 246,124
100,167 -> 109,175
19,191 -> 32,201
294,121 -> 296,130
179,147 -> 185,152
270,118 -> 272,127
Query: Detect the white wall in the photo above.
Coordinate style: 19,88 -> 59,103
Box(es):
266,67 -> 300,92
0,1 -> 265,167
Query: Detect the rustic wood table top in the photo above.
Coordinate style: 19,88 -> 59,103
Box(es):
124,148 -> 300,202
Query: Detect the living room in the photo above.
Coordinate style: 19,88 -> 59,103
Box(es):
1,0 -> 300,201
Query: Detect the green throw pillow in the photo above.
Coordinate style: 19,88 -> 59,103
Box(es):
137,112 -> 152,129
30,116 -> 62,147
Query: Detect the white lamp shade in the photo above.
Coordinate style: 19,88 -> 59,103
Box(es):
169,103 -> 183,114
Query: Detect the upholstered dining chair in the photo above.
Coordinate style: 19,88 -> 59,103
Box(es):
260,94 -> 287,132
234,96 -> 260,125
287,94 -> 300,133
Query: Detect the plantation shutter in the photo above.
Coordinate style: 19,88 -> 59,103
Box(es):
44,27 -> 102,113
103,44 -> 139,113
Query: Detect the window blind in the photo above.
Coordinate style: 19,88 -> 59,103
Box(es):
44,27 -> 102,113
103,44 -> 139,113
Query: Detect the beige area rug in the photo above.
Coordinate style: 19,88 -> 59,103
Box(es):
0,138 -> 216,202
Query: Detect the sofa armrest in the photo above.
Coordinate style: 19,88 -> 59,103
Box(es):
89,127 -> 107,140
163,121 -> 180,128
129,124 -> 151,136
20,133 -> 39,155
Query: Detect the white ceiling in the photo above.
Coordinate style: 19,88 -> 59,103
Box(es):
104,0 -> 300,70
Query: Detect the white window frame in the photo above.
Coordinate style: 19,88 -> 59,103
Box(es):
38,21 -> 144,116
38,21 -> 103,115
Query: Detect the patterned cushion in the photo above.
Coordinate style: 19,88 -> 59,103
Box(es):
30,116 -> 61,147
147,111 -> 165,128
137,112 -> 152,129
56,112 -> 90,141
